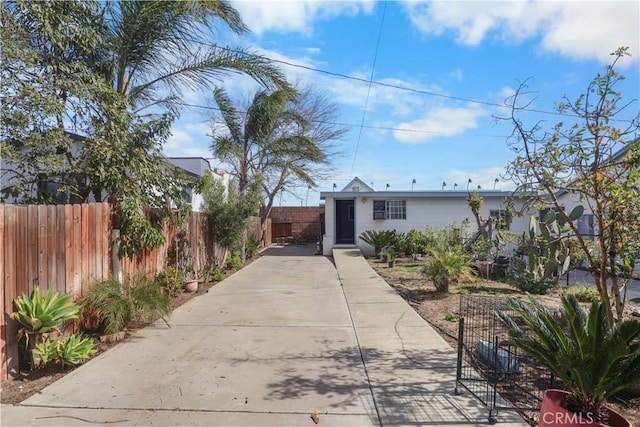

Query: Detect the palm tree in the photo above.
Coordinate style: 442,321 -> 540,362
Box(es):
106,0 -> 289,110
211,86 -> 340,243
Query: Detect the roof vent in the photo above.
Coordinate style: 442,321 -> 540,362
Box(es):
352,185 -> 360,192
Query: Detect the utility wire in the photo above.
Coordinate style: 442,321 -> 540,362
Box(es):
351,1 -> 387,173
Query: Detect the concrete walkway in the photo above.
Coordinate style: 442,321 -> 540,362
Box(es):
1,245 -> 527,426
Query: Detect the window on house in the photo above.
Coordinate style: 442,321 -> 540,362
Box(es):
577,214 -> 595,240
490,209 -> 510,230
373,200 -> 406,220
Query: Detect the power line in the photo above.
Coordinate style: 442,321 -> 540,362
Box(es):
352,1 -> 387,173
175,100 -> 509,139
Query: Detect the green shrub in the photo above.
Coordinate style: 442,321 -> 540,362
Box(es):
358,230 -> 396,256
505,270 -> 552,295
444,312 -> 460,322
227,252 -> 243,270
211,267 -> 225,281
155,267 -> 183,297
81,276 -> 171,335
422,246 -> 475,293
246,236 -> 261,259
563,285 -> 599,303
81,279 -> 133,335
128,275 -> 172,327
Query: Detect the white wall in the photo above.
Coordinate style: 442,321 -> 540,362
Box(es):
323,194 -> 531,256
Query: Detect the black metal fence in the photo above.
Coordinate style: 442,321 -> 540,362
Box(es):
454,295 -> 555,424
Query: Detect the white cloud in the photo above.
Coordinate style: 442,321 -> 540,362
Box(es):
230,0 -> 375,36
393,105 -> 489,143
402,1 -> 639,65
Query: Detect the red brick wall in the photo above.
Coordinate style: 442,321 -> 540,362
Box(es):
269,207 -> 325,243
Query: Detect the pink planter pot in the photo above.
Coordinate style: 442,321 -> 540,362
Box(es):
539,389 -> 631,427
182,279 -> 198,293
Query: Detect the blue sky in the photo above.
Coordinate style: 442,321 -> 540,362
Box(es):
163,0 -> 640,206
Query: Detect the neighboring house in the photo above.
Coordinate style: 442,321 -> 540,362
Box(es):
320,177 -> 532,256
166,157 -> 229,212
0,135 -> 226,211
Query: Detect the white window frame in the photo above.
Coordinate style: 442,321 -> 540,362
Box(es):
373,200 -> 406,220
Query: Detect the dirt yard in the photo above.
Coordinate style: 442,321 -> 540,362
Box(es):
366,255 -> 640,426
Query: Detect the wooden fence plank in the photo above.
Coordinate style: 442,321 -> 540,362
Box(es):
3,206 -> 19,377
26,205 -> 39,293
0,205 -> 6,380
46,205 -> 57,289
64,205 -> 74,297
15,207 -> 27,298
56,205 -> 66,294
37,205 -> 48,290
81,204 -> 89,291
93,203 -> 102,281
72,205 -> 83,295
101,203 -> 110,281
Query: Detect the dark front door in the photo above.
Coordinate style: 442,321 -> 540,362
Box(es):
335,200 -> 355,244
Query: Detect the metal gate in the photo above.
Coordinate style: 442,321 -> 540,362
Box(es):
454,295 -> 555,424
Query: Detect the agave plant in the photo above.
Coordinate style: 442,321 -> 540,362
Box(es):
56,334 -> 97,369
359,230 -> 396,256
11,287 -> 80,342
496,295 -> 640,423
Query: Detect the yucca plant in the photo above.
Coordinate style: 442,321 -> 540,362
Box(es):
496,295 -> 640,424
359,230 -> 396,256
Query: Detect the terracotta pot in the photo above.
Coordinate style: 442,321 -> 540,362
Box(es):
182,279 -> 198,293
539,389 -> 631,427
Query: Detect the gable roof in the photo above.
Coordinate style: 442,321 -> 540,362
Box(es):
341,176 -> 374,192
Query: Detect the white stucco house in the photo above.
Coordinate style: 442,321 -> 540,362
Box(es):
320,177 -> 534,256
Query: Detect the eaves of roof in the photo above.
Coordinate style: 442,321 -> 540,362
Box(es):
320,190 -> 531,200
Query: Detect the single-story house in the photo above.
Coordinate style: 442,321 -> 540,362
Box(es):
320,177 -> 536,256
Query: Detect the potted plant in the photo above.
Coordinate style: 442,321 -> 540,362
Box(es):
382,245 -> 398,268
496,295 -> 640,427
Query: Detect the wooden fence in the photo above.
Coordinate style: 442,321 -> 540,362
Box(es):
0,203 -> 216,381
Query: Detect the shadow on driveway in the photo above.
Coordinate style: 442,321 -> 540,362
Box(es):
260,243 -> 319,257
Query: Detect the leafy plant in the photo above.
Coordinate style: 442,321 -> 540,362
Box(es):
496,295 -> 640,423
81,277 -> 172,335
505,269 -> 552,295
422,246 -> 475,293
226,252 -> 243,270
129,275 -> 172,327
11,287 -> 80,340
80,279 -> 133,335
210,267 -> 225,282
55,334 -> 97,369
32,339 -> 58,368
154,267 -> 184,297
444,312 -> 460,322
246,235 -> 261,259
381,245 -> 399,261
359,230 -> 396,256
562,285 -> 599,303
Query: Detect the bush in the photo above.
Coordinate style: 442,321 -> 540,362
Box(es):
33,335 -> 96,370
154,267 -> 183,297
227,252 -> 243,270
246,236 -> 261,259
80,279 -> 133,335
358,230 -> 396,256
129,275 -> 172,327
505,270 -> 552,295
563,285 -> 599,303
422,246 -> 475,293
80,276 -> 171,335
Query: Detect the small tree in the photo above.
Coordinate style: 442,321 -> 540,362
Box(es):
503,48 -> 640,325
198,172 -> 261,267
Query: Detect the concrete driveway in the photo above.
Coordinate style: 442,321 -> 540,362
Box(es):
1,244 -> 526,426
